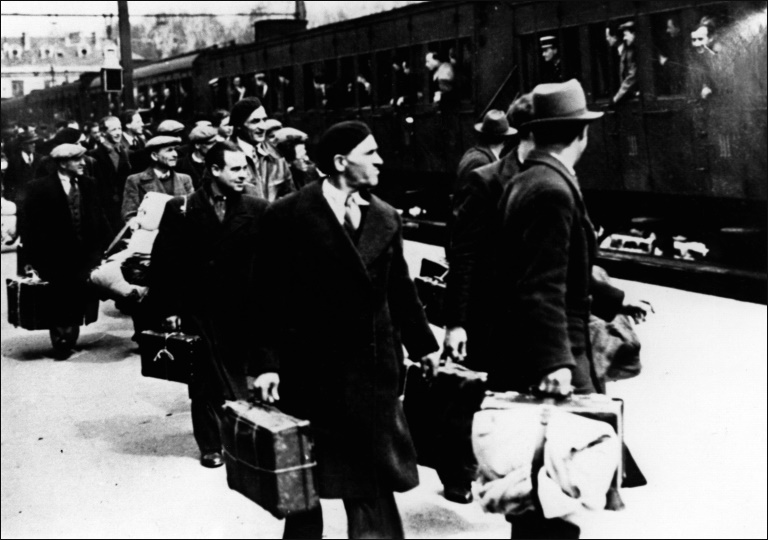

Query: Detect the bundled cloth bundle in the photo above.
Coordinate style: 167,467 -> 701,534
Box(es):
134,192 -> 173,231
1,197 -> 17,246
472,398 -> 620,525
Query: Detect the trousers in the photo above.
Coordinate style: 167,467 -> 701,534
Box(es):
283,492 -> 405,539
191,398 -> 223,454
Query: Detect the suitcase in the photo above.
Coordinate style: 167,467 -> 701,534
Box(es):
480,391 -> 626,506
403,362 -> 487,473
6,275 -> 54,330
138,330 -> 197,384
221,400 -> 319,519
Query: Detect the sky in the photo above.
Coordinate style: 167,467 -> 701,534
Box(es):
1,2 -> 418,38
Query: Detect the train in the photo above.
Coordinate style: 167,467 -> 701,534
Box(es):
2,1 -> 766,302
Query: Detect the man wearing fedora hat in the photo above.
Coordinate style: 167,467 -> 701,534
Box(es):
486,80 -> 651,538
21,143 -> 111,359
455,109 -> 517,196
4,131 -> 41,205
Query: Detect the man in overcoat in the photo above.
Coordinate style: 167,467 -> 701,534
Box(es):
487,80 -> 651,538
90,116 -> 132,230
21,144 -> 112,358
176,125 -> 218,190
149,141 -> 269,467
4,131 -> 41,205
253,121 -> 440,539
121,136 -> 194,223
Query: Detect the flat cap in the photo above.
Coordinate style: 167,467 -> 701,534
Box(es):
188,125 -> 218,144
273,127 -> 308,145
157,119 -> 185,135
619,21 -> 635,31
145,136 -> 182,152
50,143 -> 86,160
263,119 -> 283,133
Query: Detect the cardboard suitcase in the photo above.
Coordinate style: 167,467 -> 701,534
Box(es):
6,276 -> 54,330
221,400 -> 319,519
138,330 -> 197,384
403,362 -> 487,471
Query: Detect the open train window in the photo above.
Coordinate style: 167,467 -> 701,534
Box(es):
589,23 -> 618,100
375,50 -> 393,106
426,40 -> 457,107
357,54 -> 373,108
393,46 -> 419,107
651,12 -> 686,96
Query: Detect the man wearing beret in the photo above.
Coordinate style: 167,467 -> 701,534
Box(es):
90,116 -> 132,231
228,98 -> 295,202
121,136 -> 194,223
253,121 -> 440,539
21,144 -> 112,358
176,125 -> 218,190
149,141 -> 269,468
486,80 -> 651,538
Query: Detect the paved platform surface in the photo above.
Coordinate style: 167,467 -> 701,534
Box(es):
2,243 -> 766,539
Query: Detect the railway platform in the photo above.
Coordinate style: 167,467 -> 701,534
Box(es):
2,243 -> 766,539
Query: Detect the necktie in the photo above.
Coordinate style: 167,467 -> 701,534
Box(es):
344,194 -> 361,237
213,195 -> 227,223
68,178 -> 82,238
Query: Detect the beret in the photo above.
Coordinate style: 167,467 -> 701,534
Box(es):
188,125 -> 218,144
50,143 -> 86,160
50,127 -> 83,147
229,97 -> 263,128
316,121 -> 372,175
156,120 -> 185,135
145,136 -> 182,151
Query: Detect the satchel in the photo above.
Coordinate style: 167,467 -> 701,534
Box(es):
402,361 -> 487,472
590,314 -> 641,383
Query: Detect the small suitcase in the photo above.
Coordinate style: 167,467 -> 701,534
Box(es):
138,330 -> 197,384
6,275 -> 54,330
221,400 -> 319,519
403,362 -> 487,472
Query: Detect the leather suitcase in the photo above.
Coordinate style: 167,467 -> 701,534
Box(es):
403,362 -> 487,474
6,276 -> 54,330
138,330 -> 197,384
221,400 -> 319,519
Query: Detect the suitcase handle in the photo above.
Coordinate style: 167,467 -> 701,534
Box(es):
152,332 -> 186,363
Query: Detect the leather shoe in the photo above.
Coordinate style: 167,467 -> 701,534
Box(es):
444,485 -> 473,504
200,451 -> 224,468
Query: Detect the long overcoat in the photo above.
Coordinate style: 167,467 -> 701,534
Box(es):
21,173 -> 111,324
255,181 -> 438,499
149,188 -> 269,401
486,151 -> 623,395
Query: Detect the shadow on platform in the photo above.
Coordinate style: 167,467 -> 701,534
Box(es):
2,332 -> 134,363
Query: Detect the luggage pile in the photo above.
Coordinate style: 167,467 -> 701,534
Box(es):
90,192 -> 173,301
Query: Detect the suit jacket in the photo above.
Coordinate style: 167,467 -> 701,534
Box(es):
149,188 -> 269,401
445,149 -> 522,369
121,168 -> 194,221
487,151 -> 623,395
21,173 -> 111,323
455,144 -> 497,195
4,150 -> 41,204
254,181 -> 438,499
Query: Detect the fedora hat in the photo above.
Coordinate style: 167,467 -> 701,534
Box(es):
474,109 -> 518,136
18,131 -> 40,145
523,79 -> 603,127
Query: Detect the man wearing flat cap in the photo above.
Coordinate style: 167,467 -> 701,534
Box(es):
486,80 -> 651,539
121,136 -> 194,223
176,125 -> 218,190
253,120 -> 440,539
228,98 -> 295,202
21,144 -> 112,358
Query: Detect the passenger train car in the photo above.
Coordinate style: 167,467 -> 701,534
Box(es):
2,1 -> 766,301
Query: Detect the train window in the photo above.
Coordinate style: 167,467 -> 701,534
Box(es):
651,12 -> 686,95
232,75 -> 248,103
303,62 -> 329,110
375,50 -> 393,106
455,38 -> 473,103
560,28 -> 582,82
337,56 -> 356,109
393,47 -> 419,107
538,34 -> 564,83
357,55 -> 373,108
519,35 -> 538,91
273,67 -> 294,113
252,72 -> 269,103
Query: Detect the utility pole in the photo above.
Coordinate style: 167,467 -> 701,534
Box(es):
118,0 -> 134,109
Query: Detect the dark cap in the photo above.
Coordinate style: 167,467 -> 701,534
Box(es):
229,97 -> 263,128
316,121 -> 372,175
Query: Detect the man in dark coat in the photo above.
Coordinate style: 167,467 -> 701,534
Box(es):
175,124 -> 217,190
486,80 -> 651,539
253,121 -> 440,539
90,116 -> 132,230
21,144 -> 112,358
4,131 -> 41,205
149,141 -> 269,468
612,21 -> 639,104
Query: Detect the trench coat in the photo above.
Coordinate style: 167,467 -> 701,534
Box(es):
485,151 -> 624,395
254,181 -> 439,499
21,173 -> 111,324
149,188 -> 269,401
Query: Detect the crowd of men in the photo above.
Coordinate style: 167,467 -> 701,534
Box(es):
0,67 -> 660,538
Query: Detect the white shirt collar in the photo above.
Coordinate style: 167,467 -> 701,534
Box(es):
548,152 -> 577,177
322,179 -> 369,226
57,171 -> 73,195
123,132 -> 135,144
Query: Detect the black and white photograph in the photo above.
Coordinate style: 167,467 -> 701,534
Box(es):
1,1 -> 766,538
